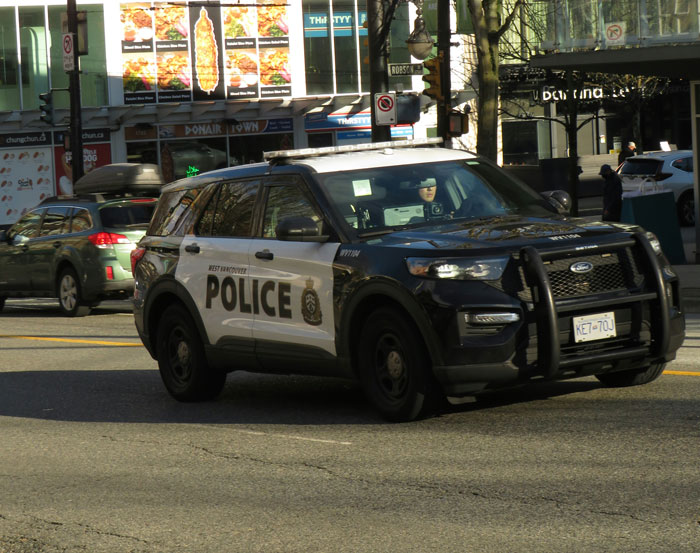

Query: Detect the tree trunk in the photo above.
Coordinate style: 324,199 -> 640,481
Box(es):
469,0 -> 500,162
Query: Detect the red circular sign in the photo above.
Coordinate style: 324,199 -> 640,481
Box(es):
63,34 -> 73,54
377,95 -> 394,112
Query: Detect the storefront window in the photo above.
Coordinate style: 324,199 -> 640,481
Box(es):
229,133 -> 293,165
0,7 -> 20,111
19,6 -> 49,110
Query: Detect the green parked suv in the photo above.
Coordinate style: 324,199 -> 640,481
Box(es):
0,164 -> 161,316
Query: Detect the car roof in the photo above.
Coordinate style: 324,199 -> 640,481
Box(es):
287,146 -> 475,174
626,150 -> 692,161
161,140 -> 476,193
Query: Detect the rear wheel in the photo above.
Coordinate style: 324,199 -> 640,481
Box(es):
58,268 -> 91,317
595,363 -> 665,387
156,304 -> 226,401
358,307 -> 441,422
677,191 -> 694,226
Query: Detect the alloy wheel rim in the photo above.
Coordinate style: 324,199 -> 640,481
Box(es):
60,275 -> 77,311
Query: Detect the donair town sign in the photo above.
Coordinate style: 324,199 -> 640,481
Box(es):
534,86 -> 631,103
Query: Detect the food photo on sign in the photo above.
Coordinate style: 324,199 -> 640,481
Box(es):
191,5 -> 225,100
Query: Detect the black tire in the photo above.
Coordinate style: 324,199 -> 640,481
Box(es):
595,363 -> 666,387
0,296 -> 5,312
57,268 -> 91,317
358,307 -> 441,422
156,304 -> 226,402
677,191 -> 694,226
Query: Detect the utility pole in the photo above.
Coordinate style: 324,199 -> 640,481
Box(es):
436,0 -> 450,142
67,0 -> 84,181
368,0 -> 391,142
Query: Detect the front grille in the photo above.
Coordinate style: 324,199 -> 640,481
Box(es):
544,250 -> 641,298
487,247 -> 646,302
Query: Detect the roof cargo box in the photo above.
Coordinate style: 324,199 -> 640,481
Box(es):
73,163 -> 164,196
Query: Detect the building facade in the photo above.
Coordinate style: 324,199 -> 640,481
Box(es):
0,0 -> 455,226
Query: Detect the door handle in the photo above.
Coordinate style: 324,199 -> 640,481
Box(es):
185,244 -> 200,254
255,250 -> 274,260
53,241 -> 61,248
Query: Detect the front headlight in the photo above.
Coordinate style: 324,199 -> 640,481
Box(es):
406,256 -> 509,280
645,231 -> 663,255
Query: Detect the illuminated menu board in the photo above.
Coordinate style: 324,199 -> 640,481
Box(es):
120,1 -> 291,104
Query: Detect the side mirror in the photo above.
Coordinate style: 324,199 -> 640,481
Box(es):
542,190 -> 572,214
276,216 -> 329,243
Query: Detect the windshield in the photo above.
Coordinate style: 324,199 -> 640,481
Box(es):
317,159 -> 555,235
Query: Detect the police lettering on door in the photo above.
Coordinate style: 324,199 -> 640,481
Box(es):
205,265 -> 323,326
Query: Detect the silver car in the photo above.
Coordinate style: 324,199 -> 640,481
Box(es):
618,150 -> 694,226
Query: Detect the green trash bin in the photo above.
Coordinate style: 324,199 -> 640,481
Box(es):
620,190 -> 686,264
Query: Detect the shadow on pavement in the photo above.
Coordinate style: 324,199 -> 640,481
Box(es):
0,367 -> 607,426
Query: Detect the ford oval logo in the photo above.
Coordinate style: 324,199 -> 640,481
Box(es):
570,261 -> 594,274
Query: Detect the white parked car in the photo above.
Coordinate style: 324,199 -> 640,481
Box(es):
618,150 -> 695,226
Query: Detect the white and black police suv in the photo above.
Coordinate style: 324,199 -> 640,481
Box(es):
131,139 -> 685,421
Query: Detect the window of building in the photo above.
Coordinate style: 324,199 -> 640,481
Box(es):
48,5 -> 108,108
19,6 -> 49,111
302,0 -> 410,95
0,7 -> 20,111
228,133 -> 294,165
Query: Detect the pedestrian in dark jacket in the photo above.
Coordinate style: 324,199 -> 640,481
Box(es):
617,141 -> 636,166
599,164 -> 623,222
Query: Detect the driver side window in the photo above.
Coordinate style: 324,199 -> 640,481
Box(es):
262,184 -> 321,239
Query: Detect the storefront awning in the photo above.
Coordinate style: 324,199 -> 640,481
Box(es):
530,44 -> 700,80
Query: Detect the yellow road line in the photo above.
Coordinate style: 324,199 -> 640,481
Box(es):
0,335 -> 142,347
664,370 -> 700,376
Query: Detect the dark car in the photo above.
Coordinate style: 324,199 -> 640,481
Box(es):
131,139 -> 685,421
0,168 -> 160,316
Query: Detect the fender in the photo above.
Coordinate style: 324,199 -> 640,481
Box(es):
337,276 -> 445,368
142,274 -> 212,351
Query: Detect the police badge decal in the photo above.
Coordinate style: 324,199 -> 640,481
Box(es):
301,278 -> 322,326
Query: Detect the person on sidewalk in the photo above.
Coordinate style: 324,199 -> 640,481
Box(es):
617,141 -> 636,166
599,164 -> 623,222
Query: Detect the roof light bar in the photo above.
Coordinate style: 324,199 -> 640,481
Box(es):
263,137 -> 444,162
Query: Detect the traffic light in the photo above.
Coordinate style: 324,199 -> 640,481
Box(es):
422,54 -> 443,102
39,91 -> 54,125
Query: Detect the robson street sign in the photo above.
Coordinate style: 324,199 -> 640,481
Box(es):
389,63 -> 424,76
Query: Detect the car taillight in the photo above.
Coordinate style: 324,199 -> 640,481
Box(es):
106,266 -> 114,280
131,246 -> 146,274
655,172 -> 673,181
88,232 -> 130,248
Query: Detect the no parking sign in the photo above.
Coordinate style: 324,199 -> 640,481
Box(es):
374,93 -> 396,126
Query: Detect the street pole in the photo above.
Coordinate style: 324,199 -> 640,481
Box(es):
67,0 -> 84,182
368,0 -> 391,142
437,0 -> 450,143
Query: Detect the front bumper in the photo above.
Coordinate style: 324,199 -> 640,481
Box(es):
430,233 -> 686,396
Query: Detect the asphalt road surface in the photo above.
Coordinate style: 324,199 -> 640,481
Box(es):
0,299 -> 698,553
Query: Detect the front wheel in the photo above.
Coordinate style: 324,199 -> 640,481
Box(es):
358,308 -> 441,422
58,268 -> 91,317
595,363 -> 666,387
156,304 -> 226,402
